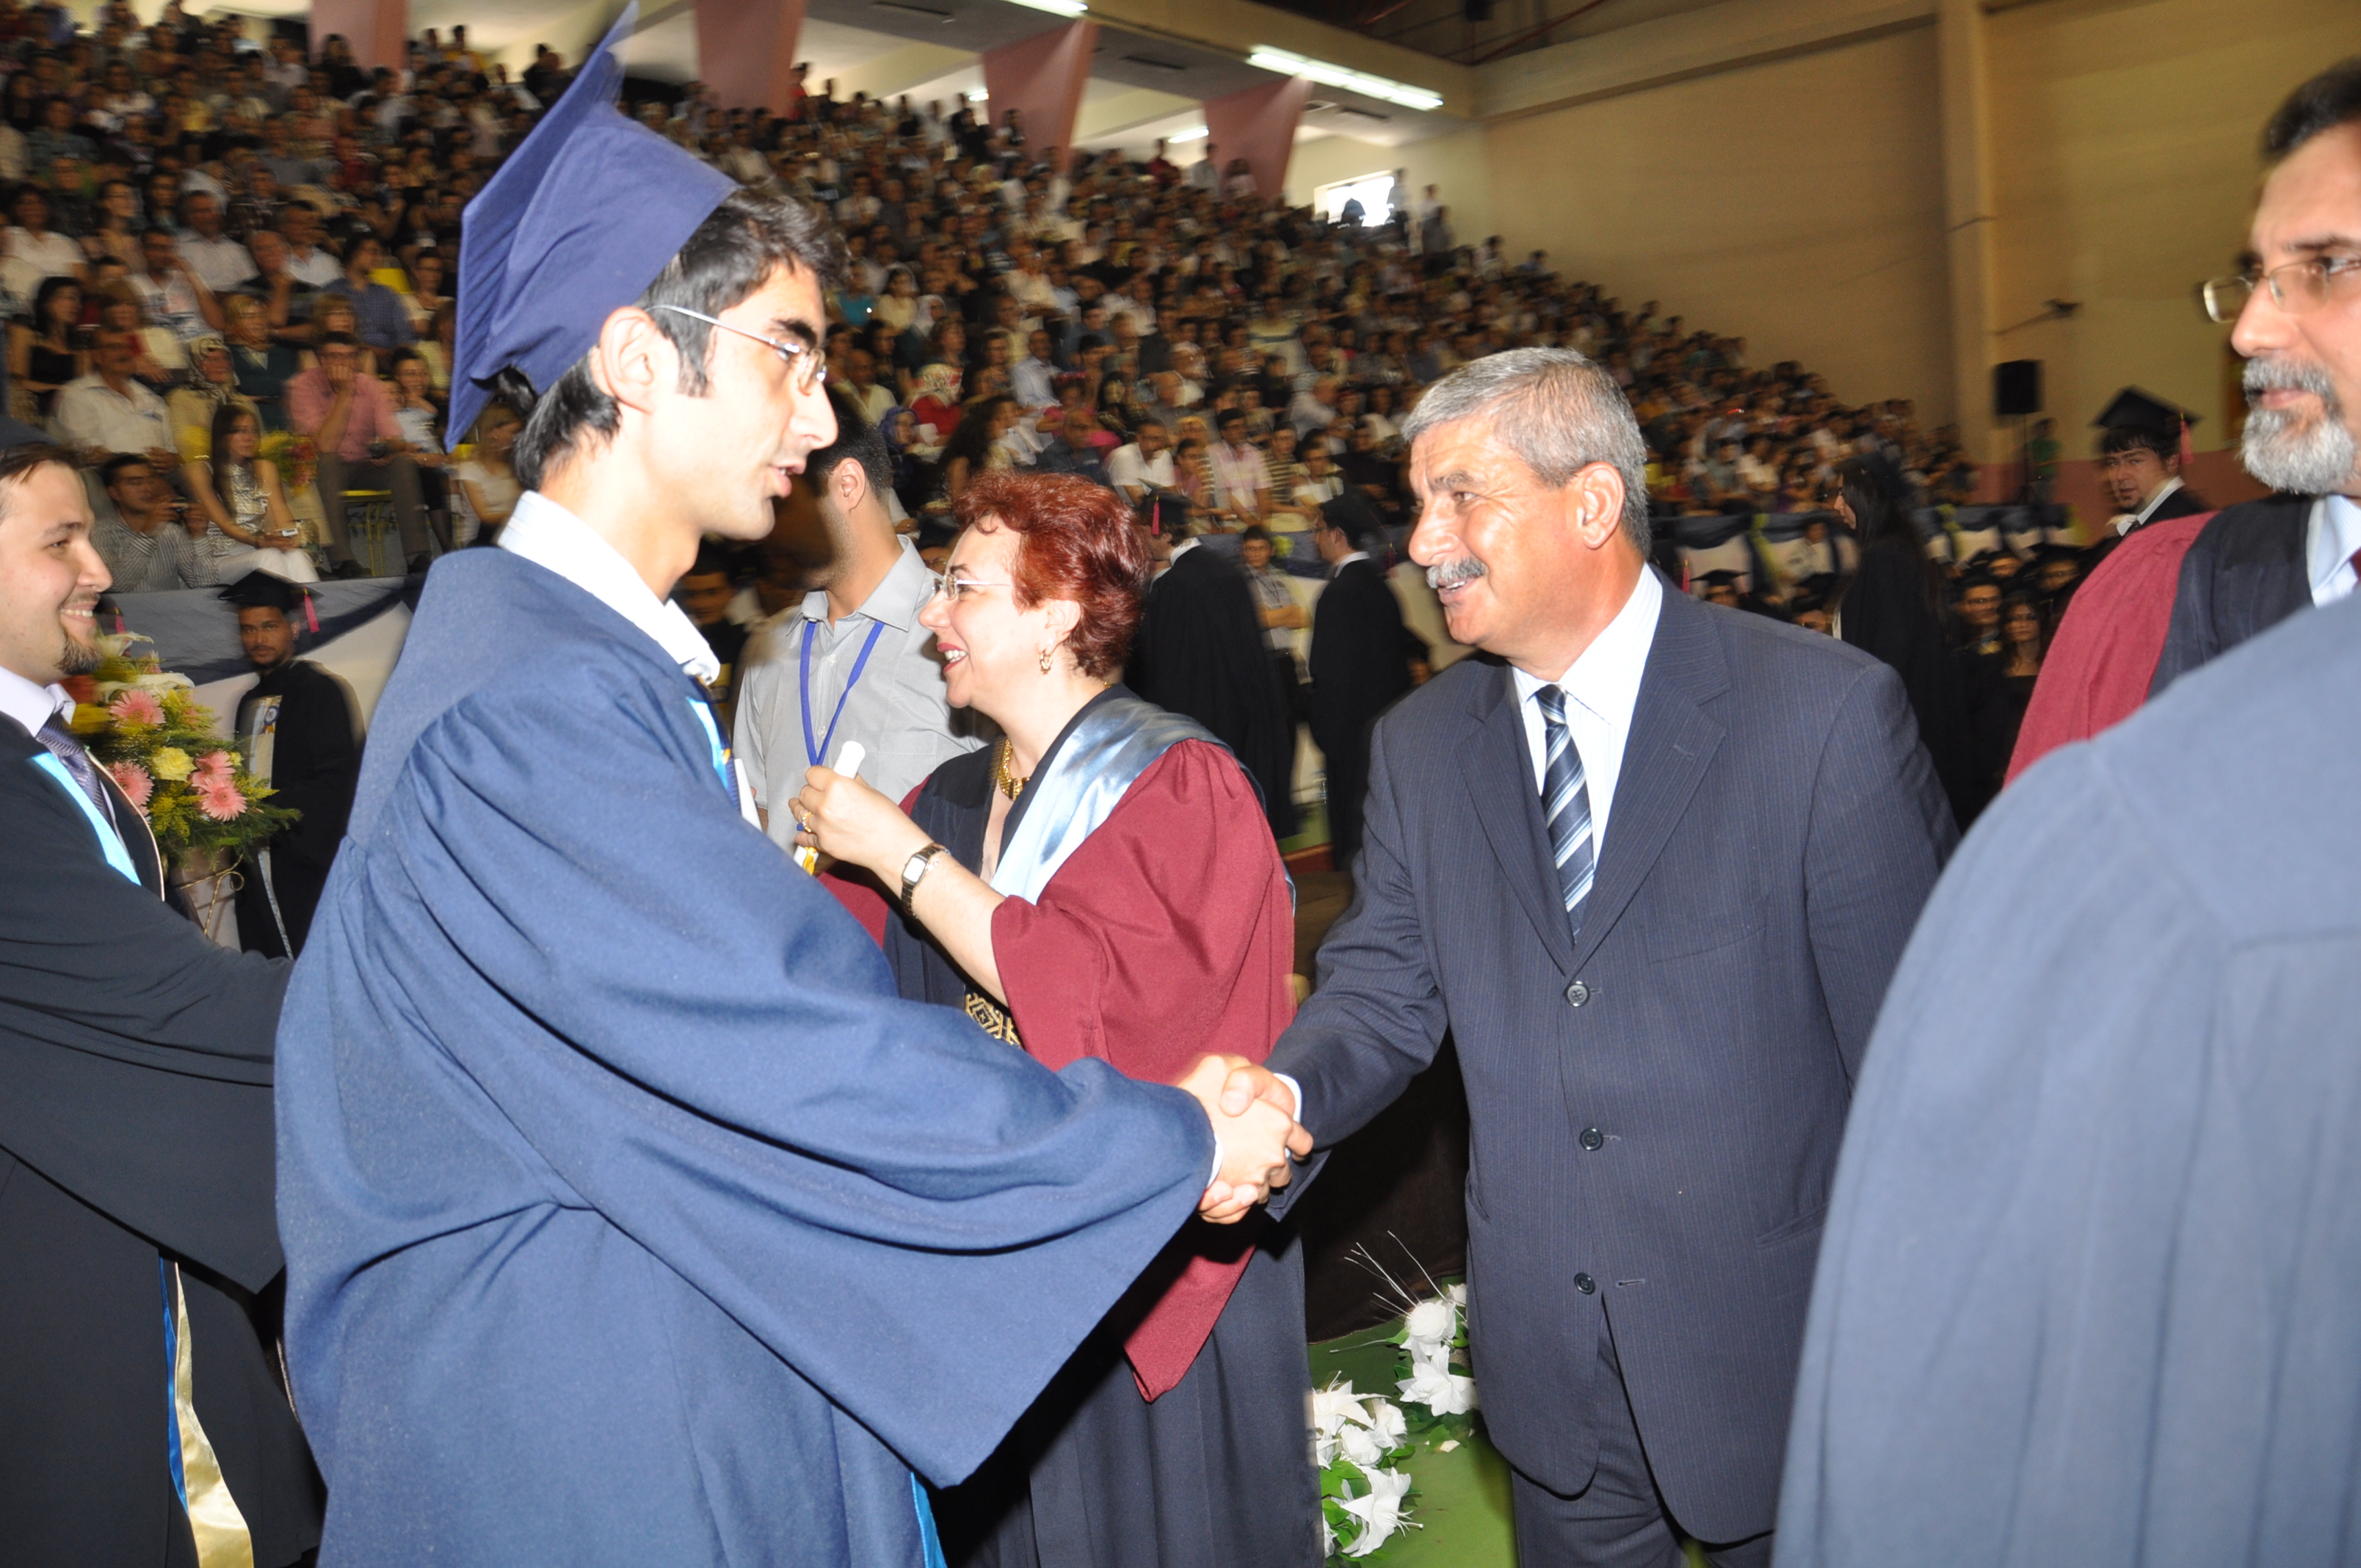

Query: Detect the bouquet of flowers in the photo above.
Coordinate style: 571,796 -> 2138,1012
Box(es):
258,429 -> 319,492
69,634 -> 297,864
1316,1245 -> 1484,1561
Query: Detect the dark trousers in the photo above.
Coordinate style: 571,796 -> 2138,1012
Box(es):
1509,1325 -> 1773,1568
316,452 -> 433,568
1314,715 -> 1374,876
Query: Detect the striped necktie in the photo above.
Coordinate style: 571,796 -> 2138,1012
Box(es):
1536,686 -> 1595,937
37,714 -> 111,819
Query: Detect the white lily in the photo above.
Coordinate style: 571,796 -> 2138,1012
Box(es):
1363,1396 -> 1409,1449
1338,1420 -> 1389,1470
1402,1296 -> 1457,1351
1399,1354 -> 1479,1416
1338,1465 -> 1417,1556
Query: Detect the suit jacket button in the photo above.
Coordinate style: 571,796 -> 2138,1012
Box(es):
1574,1273 -> 1597,1295
1579,1127 -> 1604,1151
1564,979 -> 1590,1008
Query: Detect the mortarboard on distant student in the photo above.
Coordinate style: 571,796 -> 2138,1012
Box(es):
2093,385 -> 2208,538
272,10 -> 1307,1564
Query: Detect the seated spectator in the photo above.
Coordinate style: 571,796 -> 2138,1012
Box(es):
224,291 -> 302,431
128,225 -> 221,342
286,330 -> 434,573
166,335 -> 252,461
89,451 -> 212,589
1208,407 -> 1270,527
275,201 -> 343,289
452,399 -> 522,548
187,399 -> 315,582
51,326 -> 174,466
177,191 -> 255,291
1034,407 -> 1111,486
4,184 -> 84,286
9,275 -> 82,422
1106,418 -> 1175,507
326,233 -> 414,353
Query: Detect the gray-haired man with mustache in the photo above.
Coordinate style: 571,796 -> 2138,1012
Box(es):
2009,59 -> 2361,775
1222,348 -> 1955,1566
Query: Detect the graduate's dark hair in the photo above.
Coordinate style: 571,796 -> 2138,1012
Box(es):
953,471 -> 1152,680
2097,424 -> 2177,464
2263,58 -> 2361,161
510,188 -> 844,493
805,385 -> 893,506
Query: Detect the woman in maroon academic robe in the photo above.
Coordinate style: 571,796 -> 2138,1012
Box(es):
794,471 -> 1319,1568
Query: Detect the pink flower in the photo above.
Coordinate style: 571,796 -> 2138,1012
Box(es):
106,761 -> 153,810
194,750 -> 236,787
108,689 -> 165,727
194,774 -> 248,821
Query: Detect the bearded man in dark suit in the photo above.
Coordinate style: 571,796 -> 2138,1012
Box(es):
1225,349 -> 1956,1565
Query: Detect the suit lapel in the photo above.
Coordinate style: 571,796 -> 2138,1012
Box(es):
1570,585 -> 1727,969
1457,664 -> 1575,975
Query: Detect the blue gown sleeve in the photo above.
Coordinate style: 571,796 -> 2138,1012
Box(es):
360,650 -> 1214,1483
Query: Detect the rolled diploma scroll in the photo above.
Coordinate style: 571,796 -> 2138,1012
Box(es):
794,741 -> 866,875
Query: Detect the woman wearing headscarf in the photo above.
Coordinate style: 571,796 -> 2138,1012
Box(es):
794,472 -> 1317,1568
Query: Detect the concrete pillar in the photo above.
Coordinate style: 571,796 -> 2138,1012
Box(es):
1201,75 -> 1311,202
979,21 -> 1098,173
1937,0 -> 1998,465
695,0 -> 809,117
311,0 -> 408,73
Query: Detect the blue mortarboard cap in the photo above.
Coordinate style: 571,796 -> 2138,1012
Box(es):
450,4 -> 736,444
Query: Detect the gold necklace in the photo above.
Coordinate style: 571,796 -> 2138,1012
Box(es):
993,738 -> 1031,800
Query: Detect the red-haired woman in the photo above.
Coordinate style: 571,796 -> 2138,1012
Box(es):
794,471 -> 1316,1567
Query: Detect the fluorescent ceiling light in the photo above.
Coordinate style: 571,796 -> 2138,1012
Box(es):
1246,46 -> 1442,112
1007,0 -> 1089,15
1169,125 -> 1208,142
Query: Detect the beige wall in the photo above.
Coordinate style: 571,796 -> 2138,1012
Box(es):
1984,0 -> 2354,457
1285,124 -> 1495,243
1482,23 -> 1957,421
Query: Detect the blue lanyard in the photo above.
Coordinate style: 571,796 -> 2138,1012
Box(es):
801,617 -> 888,770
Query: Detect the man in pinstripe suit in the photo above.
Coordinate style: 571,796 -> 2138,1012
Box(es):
1237,349 -> 1956,1565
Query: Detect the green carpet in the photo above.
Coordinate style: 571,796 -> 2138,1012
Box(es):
1309,1329 -> 1516,1567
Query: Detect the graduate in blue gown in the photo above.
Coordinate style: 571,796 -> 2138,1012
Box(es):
272,16 -> 1306,1564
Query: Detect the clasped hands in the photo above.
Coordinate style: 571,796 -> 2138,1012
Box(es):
1178,1056 -> 1312,1224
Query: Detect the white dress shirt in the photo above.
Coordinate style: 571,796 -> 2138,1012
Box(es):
497,490 -> 720,685
0,662 -> 71,741
2307,494 -> 2361,606
1508,567 -> 1664,855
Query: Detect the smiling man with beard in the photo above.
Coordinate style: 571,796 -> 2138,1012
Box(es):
2009,59 -> 2361,780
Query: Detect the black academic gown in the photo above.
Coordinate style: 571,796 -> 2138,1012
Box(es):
1306,556 -> 1421,872
2147,493 -> 2314,700
1128,544 -> 1299,839
234,658 -> 358,959
0,722 -> 322,1568
1840,536 -> 1976,827
1780,589 -> 2361,1567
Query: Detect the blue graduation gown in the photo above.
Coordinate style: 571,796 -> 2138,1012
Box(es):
1777,591 -> 2361,1564
276,550 -> 1214,1566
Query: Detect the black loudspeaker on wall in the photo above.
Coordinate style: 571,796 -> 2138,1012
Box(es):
1993,359 -> 2042,418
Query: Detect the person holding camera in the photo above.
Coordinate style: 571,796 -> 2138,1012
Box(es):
87,451 -> 215,589
286,329 -> 435,575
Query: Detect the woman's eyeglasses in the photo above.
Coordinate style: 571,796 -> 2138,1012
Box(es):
652,305 -> 827,391
929,573 -> 1012,605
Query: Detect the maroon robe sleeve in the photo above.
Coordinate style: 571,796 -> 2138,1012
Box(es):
990,739 -> 1298,1398
817,785 -> 927,946
2006,513 -> 2212,785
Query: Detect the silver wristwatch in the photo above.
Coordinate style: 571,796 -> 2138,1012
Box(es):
899,843 -> 949,912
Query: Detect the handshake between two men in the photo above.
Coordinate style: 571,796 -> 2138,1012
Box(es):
1180,1057 -> 1310,1223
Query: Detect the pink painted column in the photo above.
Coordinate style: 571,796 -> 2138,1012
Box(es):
311,0 -> 409,73
1201,75 -> 1311,201
979,21 -> 1097,173
696,0 -> 809,115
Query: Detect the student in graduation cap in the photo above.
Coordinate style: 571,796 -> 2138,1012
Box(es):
220,572 -> 358,959
2094,388 -> 2209,542
271,12 -> 1309,1567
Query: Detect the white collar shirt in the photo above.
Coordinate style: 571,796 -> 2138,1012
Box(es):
2307,494 -> 2361,606
0,662 -> 71,742
498,489 -> 720,685
1509,567 -> 1664,854
732,540 -> 985,841
2131,473 -> 2185,528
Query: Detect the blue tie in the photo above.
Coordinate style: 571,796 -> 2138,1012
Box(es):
1536,686 -> 1594,937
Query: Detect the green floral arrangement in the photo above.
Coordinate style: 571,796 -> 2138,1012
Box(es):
68,634 -> 297,860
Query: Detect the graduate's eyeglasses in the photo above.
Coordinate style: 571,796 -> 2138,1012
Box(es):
653,305 -> 827,391
929,574 -> 1012,605
2200,255 -> 2361,323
